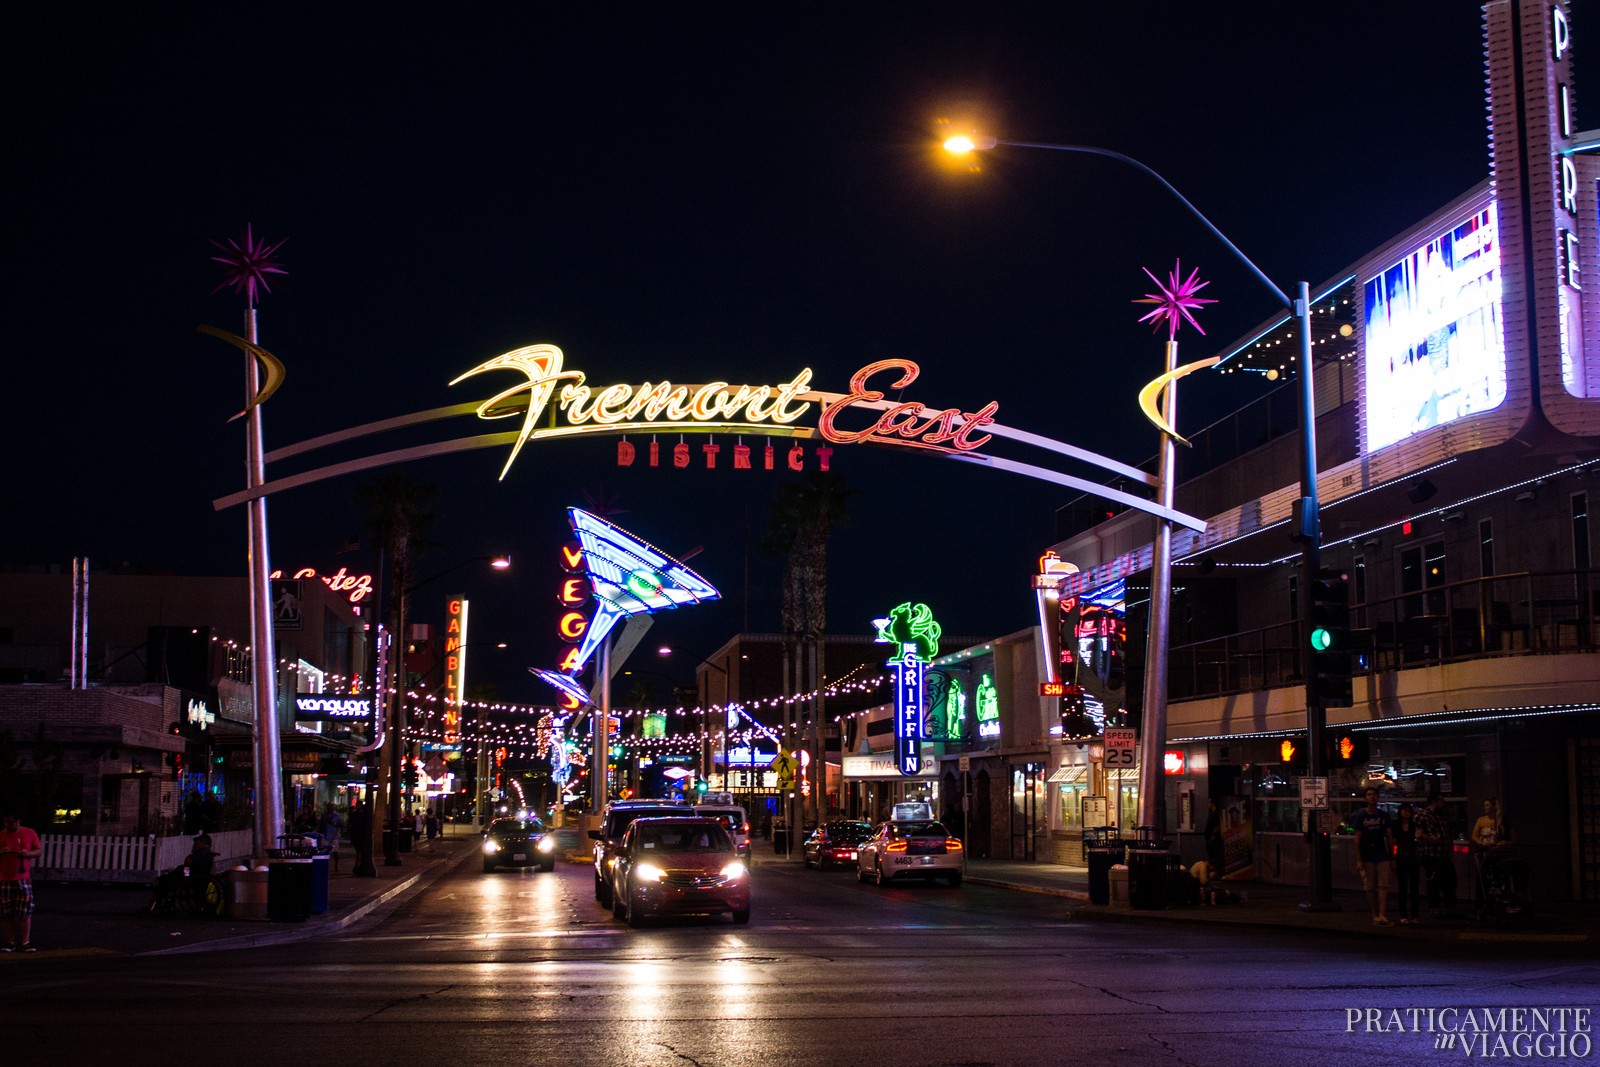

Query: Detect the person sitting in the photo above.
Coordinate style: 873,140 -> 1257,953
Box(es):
151,834 -> 218,912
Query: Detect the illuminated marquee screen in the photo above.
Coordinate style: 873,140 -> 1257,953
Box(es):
1362,203 -> 1507,452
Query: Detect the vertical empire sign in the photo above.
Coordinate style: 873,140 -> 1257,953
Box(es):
443,597 -> 468,746
874,603 -> 942,777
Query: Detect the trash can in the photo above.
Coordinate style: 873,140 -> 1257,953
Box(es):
266,849 -> 314,922
1084,827 -> 1122,906
1128,848 -> 1171,910
309,850 -> 331,914
772,819 -> 790,855
1108,864 -> 1131,908
227,867 -> 270,920
381,827 -> 416,855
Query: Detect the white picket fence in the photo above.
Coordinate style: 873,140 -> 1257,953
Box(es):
39,830 -> 255,883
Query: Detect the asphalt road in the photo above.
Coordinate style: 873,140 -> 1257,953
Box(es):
10,858 -> 1597,1067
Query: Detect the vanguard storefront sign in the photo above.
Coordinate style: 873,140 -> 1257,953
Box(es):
294,695 -> 374,721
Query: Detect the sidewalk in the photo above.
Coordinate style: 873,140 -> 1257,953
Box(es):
959,857 -> 1597,945
6,833 -> 477,960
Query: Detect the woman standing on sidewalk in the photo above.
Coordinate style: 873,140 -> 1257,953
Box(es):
1393,803 -> 1422,925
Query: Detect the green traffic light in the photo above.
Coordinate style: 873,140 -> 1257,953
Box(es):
1310,627 -> 1333,651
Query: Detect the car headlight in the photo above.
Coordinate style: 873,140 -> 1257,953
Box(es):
720,861 -> 748,880
635,863 -> 667,883
482,839 -> 500,854
537,836 -> 556,853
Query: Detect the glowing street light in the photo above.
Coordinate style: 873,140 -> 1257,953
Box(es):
941,129 -> 1334,910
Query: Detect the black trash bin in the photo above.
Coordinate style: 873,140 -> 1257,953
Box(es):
773,828 -> 791,855
1127,848 -> 1171,910
1084,827 -> 1122,906
266,852 -> 313,922
381,827 -> 416,855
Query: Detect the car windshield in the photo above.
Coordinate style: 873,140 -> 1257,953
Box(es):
637,824 -> 733,853
700,812 -> 742,832
827,822 -> 872,842
489,819 -> 542,834
610,808 -> 684,836
890,820 -> 948,838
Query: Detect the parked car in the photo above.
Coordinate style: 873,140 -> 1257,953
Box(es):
803,820 -> 873,870
856,819 -> 964,886
693,802 -> 751,856
590,799 -> 691,906
481,817 -> 556,873
609,816 -> 750,927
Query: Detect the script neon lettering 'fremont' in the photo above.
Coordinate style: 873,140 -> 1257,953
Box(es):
450,344 -> 815,478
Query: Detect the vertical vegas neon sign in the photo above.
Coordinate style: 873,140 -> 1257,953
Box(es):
444,597 -> 468,746
874,603 -> 942,777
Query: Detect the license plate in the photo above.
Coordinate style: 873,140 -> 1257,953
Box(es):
512,853 -> 527,861
920,856 -> 934,865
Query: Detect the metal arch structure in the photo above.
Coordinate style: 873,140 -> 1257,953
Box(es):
210,345 -> 1209,534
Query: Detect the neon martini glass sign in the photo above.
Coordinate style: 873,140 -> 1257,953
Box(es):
532,508 -> 721,708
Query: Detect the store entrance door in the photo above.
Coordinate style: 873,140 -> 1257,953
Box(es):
1010,762 -> 1043,861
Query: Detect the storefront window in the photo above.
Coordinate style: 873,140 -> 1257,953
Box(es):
1055,782 -> 1085,829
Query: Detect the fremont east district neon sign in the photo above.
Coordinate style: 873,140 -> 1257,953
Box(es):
450,345 -> 998,479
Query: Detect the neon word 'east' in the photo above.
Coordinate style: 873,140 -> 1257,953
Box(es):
817,359 -> 997,454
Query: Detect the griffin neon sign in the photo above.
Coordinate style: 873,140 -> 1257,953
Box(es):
874,603 -> 942,777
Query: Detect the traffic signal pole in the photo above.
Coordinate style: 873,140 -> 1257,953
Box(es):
1296,281 -> 1337,913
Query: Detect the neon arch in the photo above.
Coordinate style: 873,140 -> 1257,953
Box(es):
211,342 -> 1206,533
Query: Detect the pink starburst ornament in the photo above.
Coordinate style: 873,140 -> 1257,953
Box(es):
209,224 -> 287,307
1133,259 -> 1216,340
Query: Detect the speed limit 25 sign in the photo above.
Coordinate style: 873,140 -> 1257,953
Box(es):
1103,728 -> 1138,767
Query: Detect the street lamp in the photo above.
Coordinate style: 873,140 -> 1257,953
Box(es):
383,553 -> 510,865
944,134 -> 1333,909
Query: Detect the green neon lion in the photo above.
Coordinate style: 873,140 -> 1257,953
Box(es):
874,602 -> 942,663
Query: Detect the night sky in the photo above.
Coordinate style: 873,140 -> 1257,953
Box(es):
7,3 -> 1580,701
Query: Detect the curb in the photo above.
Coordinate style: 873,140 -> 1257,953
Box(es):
965,876 -> 1089,902
141,846 -> 475,956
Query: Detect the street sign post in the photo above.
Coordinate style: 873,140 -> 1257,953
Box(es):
1299,775 -> 1328,810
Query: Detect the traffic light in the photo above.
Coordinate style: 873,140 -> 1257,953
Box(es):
695,779 -> 709,797
1308,567 -> 1353,707
1326,731 -> 1369,767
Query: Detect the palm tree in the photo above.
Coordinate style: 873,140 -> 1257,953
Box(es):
353,469 -> 439,868
762,471 -> 855,827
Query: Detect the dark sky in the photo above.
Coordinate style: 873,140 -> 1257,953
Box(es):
6,3 -> 1575,701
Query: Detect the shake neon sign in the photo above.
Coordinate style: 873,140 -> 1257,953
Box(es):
451,345 -> 999,479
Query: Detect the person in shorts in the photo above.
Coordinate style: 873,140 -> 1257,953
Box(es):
0,813 -> 42,952
1349,788 -> 1395,926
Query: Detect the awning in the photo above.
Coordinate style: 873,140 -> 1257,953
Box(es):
1047,765 -> 1088,784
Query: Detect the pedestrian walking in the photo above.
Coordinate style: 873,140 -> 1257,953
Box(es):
319,806 -> 345,872
0,813 -> 43,952
1348,788 -> 1395,926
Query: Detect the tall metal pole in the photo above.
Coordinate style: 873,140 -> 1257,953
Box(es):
385,582 -> 407,865
1137,338 -> 1179,835
592,634 -> 612,814
1295,279 -> 1335,911
244,306 -> 284,862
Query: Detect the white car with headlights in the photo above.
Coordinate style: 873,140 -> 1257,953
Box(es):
856,819 -> 964,887
482,817 -> 557,872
